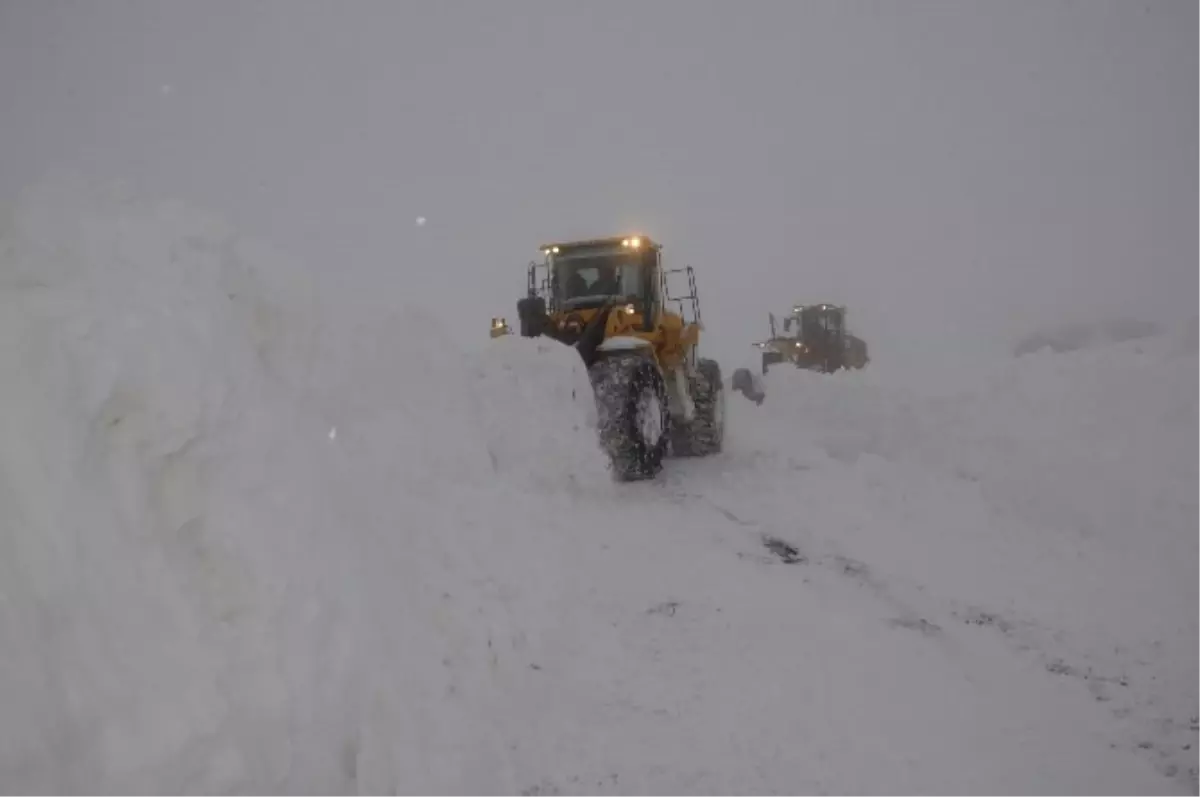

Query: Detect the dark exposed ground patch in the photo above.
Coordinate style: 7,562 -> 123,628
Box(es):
887,615 -> 943,637
761,535 -> 804,564
647,600 -> 680,617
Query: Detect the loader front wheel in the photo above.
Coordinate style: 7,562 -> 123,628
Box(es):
589,353 -> 670,481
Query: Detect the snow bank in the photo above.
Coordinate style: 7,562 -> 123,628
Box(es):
1012,316 -> 1163,356
723,333 -> 1198,787
464,334 -> 607,490
0,175 -> 607,793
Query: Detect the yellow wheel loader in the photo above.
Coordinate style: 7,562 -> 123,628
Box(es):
515,235 -> 725,481
755,303 -> 869,375
489,317 -> 512,338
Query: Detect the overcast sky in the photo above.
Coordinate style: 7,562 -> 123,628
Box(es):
1,0 -> 1195,369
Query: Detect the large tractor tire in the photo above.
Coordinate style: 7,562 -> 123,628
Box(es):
588,352 -> 670,481
671,358 -> 725,457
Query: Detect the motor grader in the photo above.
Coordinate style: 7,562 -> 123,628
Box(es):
515,234 -> 725,481
489,317 -> 512,338
755,303 -> 869,374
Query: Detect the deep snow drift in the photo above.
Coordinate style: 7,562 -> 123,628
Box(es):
0,177 -> 1195,794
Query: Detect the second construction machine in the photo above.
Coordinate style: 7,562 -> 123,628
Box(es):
755,303 -> 869,374
515,234 -> 725,481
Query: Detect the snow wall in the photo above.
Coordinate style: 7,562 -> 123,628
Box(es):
0,175 -> 611,793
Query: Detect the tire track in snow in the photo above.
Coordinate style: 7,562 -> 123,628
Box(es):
677,460 -> 1198,792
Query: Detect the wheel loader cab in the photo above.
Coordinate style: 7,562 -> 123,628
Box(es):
543,236 -> 660,334
797,304 -> 844,343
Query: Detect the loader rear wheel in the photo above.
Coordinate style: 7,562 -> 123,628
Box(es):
671,358 -> 725,457
588,353 -> 670,481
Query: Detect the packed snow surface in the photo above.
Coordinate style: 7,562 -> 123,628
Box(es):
1,177 -> 1196,794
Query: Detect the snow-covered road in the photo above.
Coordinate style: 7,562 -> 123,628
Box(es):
1,177 -> 1195,794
